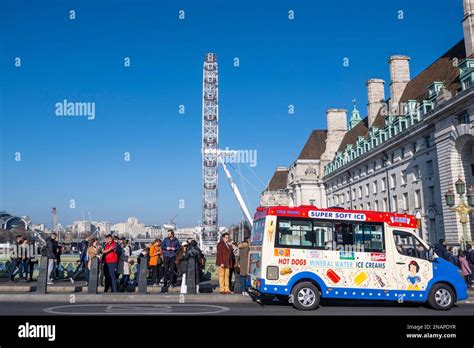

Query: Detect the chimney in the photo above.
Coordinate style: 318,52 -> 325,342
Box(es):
326,108 -> 347,132
464,0 -> 474,57
323,109 -> 348,160
388,55 -> 410,115
366,79 -> 385,127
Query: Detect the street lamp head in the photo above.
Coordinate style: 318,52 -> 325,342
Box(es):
445,187 -> 455,207
467,186 -> 474,207
455,177 -> 466,195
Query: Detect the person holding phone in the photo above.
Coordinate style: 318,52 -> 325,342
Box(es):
162,230 -> 180,288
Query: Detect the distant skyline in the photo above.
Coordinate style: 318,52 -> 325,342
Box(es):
0,0 -> 464,227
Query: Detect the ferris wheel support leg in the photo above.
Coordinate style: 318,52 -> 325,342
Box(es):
219,157 -> 254,228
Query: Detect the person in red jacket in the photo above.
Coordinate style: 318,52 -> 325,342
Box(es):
103,234 -> 119,292
216,233 -> 233,294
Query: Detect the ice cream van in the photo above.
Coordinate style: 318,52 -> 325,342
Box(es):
247,205 -> 468,311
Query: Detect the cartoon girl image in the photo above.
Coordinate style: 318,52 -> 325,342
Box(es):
406,260 -> 421,290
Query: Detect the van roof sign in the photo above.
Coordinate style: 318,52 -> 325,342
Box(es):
254,205 -> 417,228
308,210 -> 366,221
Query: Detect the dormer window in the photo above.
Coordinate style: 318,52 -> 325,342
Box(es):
428,81 -> 444,99
459,58 -> 474,91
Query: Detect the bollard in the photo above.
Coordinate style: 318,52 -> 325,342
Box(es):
186,256 -> 197,294
137,257 -> 148,294
36,256 -> 49,294
88,257 -> 99,294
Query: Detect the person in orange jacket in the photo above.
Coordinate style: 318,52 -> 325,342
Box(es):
149,239 -> 163,286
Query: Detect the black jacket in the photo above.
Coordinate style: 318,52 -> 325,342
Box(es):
42,237 -> 56,259
467,250 -> 474,265
433,243 -> 450,261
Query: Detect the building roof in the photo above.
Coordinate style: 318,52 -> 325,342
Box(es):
297,130 -> 327,159
336,40 -> 467,153
337,117 -> 369,152
399,39 -> 466,104
265,168 -> 289,191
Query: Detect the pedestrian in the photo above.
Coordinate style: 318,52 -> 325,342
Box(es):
149,239 -> 163,286
19,239 -> 30,282
53,242 -> 62,279
70,236 -> 90,284
28,240 -> 40,282
447,246 -> 459,266
87,238 -> 101,269
182,240 -> 201,294
86,238 -> 102,286
118,238 -> 132,291
176,242 -> 189,293
238,237 -> 250,295
467,244 -> 474,277
459,251 -> 472,287
42,232 -> 58,285
230,241 -> 240,292
7,235 -> 23,282
162,230 -> 180,288
102,234 -> 119,292
189,240 -> 204,284
216,233 -> 233,294
433,239 -> 450,261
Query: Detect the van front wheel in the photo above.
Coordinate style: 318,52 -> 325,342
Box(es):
428,283 -> 455,310
291,282 -> 320,310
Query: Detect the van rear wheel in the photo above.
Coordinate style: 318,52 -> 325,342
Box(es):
428,283 -> 455,311
291,282 -> 320,310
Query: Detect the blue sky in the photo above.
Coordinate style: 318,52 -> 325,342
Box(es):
0,0 -> 464,228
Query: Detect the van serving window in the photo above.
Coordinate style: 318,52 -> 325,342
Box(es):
277,219 -> 313,248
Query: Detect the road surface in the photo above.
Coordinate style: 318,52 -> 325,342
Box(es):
0,299 -> 472,315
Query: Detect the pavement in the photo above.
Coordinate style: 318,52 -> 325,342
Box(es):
0,278 -> 214,294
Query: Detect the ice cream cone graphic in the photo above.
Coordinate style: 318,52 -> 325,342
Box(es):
267,220 -> 275,242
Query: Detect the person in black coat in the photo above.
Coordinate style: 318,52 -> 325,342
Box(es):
42,233 -> 57,284
433,239 -> 450,261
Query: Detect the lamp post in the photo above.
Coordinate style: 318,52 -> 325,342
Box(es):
444,178 -> 474,250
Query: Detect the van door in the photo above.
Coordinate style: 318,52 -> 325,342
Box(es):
392,230 -> 433,294
248,217 -> 266,286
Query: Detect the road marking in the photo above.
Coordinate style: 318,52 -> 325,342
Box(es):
43,304 -> 230,316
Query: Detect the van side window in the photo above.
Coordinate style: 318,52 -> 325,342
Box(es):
336,223 -> 384,252
393,230 -> 429,260
334,223 -> 354,247
313,221 -> 333,249
353,223 -> 385,252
